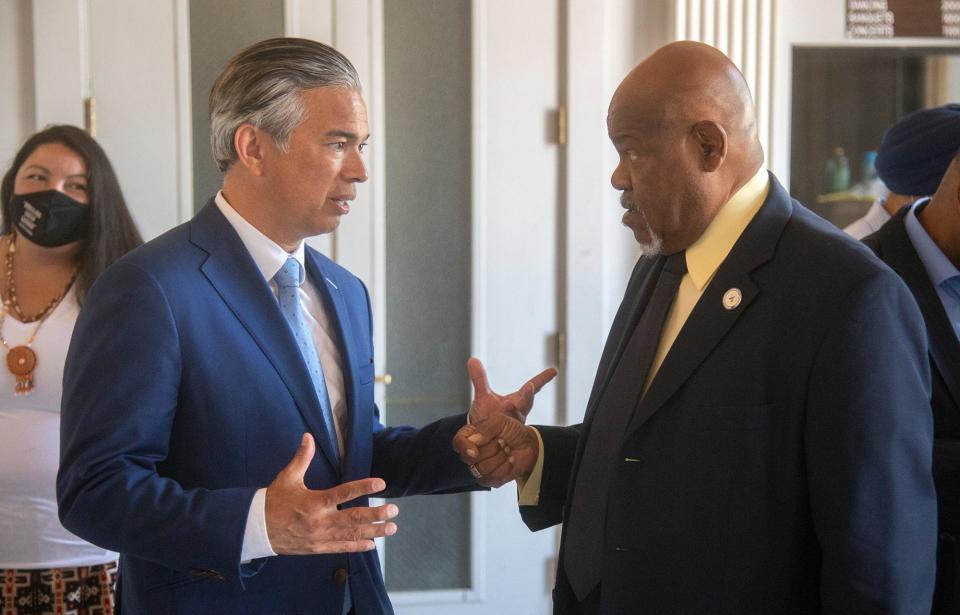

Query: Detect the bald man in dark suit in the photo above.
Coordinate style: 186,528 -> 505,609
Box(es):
455,41 -> 937,614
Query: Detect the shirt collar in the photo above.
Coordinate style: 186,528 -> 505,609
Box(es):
684,167 -> 770,291
904,198 -> 960,290
214,190 -> 306,283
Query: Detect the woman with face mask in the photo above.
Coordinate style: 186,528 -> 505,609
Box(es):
0,125 -> 142,615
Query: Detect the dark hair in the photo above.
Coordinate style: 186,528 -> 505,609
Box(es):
0,125 -> 143,303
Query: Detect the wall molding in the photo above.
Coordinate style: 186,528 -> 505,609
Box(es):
174,0 -> 193,223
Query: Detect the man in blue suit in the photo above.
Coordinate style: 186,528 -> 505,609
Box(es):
57,38 -> 551,615
456,41 -> 937,613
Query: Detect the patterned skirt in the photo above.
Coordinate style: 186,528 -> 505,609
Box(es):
0,562 -> 116,615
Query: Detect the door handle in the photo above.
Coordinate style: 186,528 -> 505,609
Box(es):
375,373 -> 393,385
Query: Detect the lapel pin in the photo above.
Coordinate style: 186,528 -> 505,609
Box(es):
722,288 -> 742,310
325,277 -> 339,290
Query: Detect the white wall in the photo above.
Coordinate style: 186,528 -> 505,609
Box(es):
563,0 -> 667,425
0,1 -> 35,167
85,1 -> 183,239
603,0 -> 667,320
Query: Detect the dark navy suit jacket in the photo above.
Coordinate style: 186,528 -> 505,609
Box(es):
523,175 -> 938,614
57,201 -> 475,614
864,205 -> 960,613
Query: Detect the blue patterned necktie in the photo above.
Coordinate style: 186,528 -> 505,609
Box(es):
274,257 -> 340,465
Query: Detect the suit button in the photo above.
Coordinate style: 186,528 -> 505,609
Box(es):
333,568 -> 349,585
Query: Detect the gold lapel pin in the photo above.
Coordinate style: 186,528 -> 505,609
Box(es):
722,288 -> 742,310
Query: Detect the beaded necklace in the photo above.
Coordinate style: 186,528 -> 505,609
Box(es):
0,234 -> 78,395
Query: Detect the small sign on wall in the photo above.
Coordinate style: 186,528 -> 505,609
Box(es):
847,0 -> 960,38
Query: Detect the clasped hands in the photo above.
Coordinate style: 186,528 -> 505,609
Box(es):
262,358 -> 555,556
452,358 -> 557,487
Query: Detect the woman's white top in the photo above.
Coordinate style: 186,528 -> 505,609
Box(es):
0,288 -> 117,568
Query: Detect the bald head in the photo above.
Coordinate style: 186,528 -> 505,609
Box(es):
608,42 -> 765,254
611,41 -> 763,171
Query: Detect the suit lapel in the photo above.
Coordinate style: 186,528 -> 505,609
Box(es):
875,209 -> 960,409
304,248 -> 365,477
626,173 -> 792,435
189,202 -> 340,472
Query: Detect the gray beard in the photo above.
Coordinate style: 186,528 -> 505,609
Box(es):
622,197 -> 663,256
638,231 -> 663,256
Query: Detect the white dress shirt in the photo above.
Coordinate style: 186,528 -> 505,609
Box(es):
214,192 -> 348,562
843,198 -> 892,239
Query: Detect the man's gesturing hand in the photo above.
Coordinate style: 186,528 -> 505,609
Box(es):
453,414 -> 540,488
265,433 -> 398,555
467,357 -> 557,424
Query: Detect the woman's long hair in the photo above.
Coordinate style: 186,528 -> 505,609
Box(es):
0,125 -> 143,303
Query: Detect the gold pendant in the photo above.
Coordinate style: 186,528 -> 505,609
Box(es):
6,345 -> 36,395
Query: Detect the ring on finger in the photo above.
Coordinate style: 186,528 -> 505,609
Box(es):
469,464 -> 483,479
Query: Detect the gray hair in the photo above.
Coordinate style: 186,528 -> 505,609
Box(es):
209,37 -> 362,172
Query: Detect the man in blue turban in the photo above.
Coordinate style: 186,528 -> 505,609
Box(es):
864,118 -> 960,614
846,104 -> 960,239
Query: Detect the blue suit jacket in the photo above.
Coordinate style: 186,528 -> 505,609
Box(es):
57,201 -> 475,614
523,175 -> 938,614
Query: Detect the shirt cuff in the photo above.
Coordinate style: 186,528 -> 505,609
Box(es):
240,488 -> 277,563
516,427 -> 545,506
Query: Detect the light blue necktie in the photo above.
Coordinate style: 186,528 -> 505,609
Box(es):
274,257 -> 340,466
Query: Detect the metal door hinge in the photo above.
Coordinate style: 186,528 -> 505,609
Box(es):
84,97 -> 97,137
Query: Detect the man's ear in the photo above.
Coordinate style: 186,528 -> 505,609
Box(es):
692,121 -> 727,172
234,124 -> 267,176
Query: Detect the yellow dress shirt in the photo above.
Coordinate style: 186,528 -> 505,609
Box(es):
518,168 -> 770,505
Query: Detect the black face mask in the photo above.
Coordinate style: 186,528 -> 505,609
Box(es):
9,190 -> 90,247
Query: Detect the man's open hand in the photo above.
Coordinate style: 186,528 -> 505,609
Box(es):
265,434 -> 398,555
